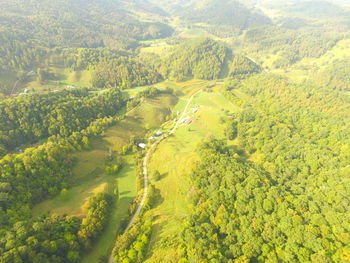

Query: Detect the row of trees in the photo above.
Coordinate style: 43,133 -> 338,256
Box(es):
78,193 -> 115,248
112,184 -> 157,263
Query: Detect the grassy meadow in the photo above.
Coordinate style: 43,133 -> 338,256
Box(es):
144,85 -> 239,262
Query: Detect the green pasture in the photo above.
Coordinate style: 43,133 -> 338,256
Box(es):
145,89 -> 239,262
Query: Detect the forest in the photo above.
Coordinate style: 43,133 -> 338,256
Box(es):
181,74 -> 350,262
0,88 -> 125,156
160,38 -> 229,81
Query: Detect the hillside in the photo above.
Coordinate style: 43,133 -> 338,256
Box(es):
0,0 -> 172,49
160,38 -> 229,81
150,0 -> 271,29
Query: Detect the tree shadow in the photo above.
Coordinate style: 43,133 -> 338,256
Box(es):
151,186 -> 164,209
117,164 -> 134,178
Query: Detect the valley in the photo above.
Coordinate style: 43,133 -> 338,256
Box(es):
1,1 -> 350,263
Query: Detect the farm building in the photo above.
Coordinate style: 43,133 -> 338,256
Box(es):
138,143 -> 147,149
155,131 -> 163,136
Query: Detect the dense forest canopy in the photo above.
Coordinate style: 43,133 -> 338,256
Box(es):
160,38 -> 229,81
182,74 -> 350,262
0,88 -> 125,155
0,0 -> 173,49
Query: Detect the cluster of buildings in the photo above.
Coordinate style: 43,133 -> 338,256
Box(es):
138,130 -> 164,149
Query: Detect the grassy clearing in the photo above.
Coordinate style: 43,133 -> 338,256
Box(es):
25,67 -> 92,92
140,45 -> 175,56
145,88 -> 239,262
31,137 -> 132,218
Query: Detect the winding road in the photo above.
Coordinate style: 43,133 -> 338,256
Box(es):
108,90 -> 201,263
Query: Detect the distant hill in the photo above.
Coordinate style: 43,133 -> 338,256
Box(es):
0,0 -> 173,50
150,0 -> 271,29
284,0 -> 349,18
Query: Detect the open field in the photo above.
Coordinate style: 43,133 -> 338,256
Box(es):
26,68 -> 92,92
145,87 -> 239,262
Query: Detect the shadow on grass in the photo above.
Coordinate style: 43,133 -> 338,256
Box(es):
117,164 -> 134,178
120,191 -> 131,195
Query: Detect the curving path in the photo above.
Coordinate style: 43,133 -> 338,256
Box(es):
108,90 -> 201,263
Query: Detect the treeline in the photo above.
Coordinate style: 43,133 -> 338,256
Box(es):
112,185 -> 157,263
169,0 -> 271,29
182,138 -> 350,262
158,38 -> 261,81
0,88 -> 124,155
0,33 -> 46,73
113,215 -> 153,263
316,58 -> 350,91
78,193 -> 115,248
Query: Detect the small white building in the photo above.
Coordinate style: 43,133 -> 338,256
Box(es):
138,143 -> 147,149
148,136 -> 155,140
155,131 -> 163,136
18,89 -> 29,95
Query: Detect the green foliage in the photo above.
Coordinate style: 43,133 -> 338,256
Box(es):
242,26 -> 340,66
113,215 -> 153,263
161,38 -> 229,81
317,58 -> 350,90
0,216 -> 82,262
225,120 -> 238,140
158,0 -> 271,29
230,55 -> 261,77
91,57 -> 162,89
0,88 -> 124,155
78,193 -> 114,247
182,136 -> 350,262
182,74 -> 350,262
0,0 -> 173,55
